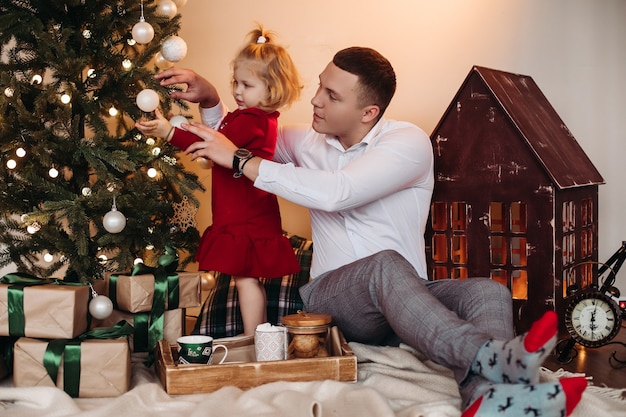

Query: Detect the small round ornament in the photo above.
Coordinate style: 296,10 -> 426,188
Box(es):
156,0 -> 177,18
132,20 -> 154,44
136,88 -> 160,112
89,295 -> 114,320
161,35 -> 187,62
169,114 -> 188,127
154,52 -> 174,70
103,206 -> 126,233
196,157 -> 213,170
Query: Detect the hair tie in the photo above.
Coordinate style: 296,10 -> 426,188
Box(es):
256,35 -> 267,44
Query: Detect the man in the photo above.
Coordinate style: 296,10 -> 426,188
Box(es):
155,47 -> 585,416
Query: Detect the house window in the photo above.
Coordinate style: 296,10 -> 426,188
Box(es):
430,201 -> 468,280
488,202 -> 528,300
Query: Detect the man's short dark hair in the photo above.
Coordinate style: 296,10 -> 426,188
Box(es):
332,47 -> 396,117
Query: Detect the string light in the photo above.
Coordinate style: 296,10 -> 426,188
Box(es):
48,167 -> 59,178
109,106 -> 119,116
122,59 -> 132,70
147,167 -> 157,178
43,253 -> 54,263
6,159 -> 16,169
4,87 -> 14,97
31,74 -> 43,84
61,93 -> 71,104
134,258 -> 144,265
16,147 -> 26,157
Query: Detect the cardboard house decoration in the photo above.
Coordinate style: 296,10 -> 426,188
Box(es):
426,66 -> 604,333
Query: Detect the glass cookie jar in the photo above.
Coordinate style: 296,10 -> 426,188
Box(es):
282,311 -> 332,358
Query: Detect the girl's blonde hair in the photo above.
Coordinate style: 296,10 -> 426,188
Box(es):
232,25 -> 302,111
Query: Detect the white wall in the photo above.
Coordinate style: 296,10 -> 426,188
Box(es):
176,0 -> 626,289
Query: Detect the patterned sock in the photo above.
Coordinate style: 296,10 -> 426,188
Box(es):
462,376 -> 587,417
471,311 -> 558,384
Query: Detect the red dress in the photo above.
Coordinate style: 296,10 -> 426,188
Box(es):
169,108 -> 300,278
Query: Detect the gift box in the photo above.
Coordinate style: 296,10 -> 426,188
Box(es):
13,336 -> 131,397
92,308 -> 184,352
104,271 -> 201,313
0,283 -> 89,339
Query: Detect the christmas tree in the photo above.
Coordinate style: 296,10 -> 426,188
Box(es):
0,0 -> 203,282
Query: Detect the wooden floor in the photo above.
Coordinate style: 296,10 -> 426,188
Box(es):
543,322 -> 626,390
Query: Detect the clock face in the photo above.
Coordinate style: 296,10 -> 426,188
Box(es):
565,291 -> 622,348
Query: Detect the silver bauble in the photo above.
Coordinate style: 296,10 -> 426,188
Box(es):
89,295 -> 114,320
103,208 -> 126,233
132,20 -> 155,44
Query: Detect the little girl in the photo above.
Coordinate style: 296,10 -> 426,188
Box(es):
136,25 -> 302,335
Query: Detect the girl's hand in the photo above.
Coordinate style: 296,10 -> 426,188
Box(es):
180,122 -> 238,169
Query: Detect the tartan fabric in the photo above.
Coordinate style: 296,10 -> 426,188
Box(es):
193,234 -> 313,338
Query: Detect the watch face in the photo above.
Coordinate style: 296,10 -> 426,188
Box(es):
565,291 -> 622,348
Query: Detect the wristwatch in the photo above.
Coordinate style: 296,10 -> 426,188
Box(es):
232,148 -> 253,178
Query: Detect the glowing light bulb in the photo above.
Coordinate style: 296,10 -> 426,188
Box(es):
122,59 -> 132,70
134,258 -> 144,265
109,106 -> 118,117
61,93 -> 71,104
87,68 -> 96,78
31,74 -> 43,84
49,167 -> 59,178
6,159 -> 16,169
146,138 -> 155,146
43,253 -> 54,263
98,255 -> 108,264
16,147 -> 26,157
152,147 -> 161,156
147,168 -> 157,178
4,87 -> 14,97
82,187 -> 92,196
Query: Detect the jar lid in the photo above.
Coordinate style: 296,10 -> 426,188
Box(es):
282,311 -> 332,327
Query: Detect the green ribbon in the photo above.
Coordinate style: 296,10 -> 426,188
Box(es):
0,273 -> 84,337
108,247 -> 179,352
42,320 -> 134,398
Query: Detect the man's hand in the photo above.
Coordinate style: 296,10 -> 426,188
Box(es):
180,122 -> 238,169
155,68 -> 220,109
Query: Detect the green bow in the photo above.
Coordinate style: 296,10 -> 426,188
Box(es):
108,247 -> 179,352
43,320 -> 134,398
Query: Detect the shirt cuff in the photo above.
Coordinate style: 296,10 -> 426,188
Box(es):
200,101 -> 228,128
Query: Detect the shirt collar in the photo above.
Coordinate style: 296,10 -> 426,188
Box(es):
324,117 -> 387,151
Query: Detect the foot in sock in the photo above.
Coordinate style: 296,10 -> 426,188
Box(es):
471,310 -> 558,384
461,376 -> 587,417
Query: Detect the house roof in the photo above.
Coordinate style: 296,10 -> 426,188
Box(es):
451,66 -> 604,189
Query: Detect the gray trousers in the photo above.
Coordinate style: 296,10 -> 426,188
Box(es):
299,250 -> 514,405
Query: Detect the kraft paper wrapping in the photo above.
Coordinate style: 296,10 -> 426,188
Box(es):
0,284 -> 89,339
105,272 -> 201,313
13,337 -> 131,397
92,308 -> 184,351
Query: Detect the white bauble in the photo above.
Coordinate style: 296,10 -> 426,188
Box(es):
172,0 -> 187,7
156,0 -> 177,18
161,36 -> 187,62
103,208 -> 126,233
154,52 -> 174,70
136,89 -> 160,112
89,295 -> 114,320
132,20 -> 154,44
169,115 -> 188,127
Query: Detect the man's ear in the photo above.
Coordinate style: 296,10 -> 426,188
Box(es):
361,105 -> 380,124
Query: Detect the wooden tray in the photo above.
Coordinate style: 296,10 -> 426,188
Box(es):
154,326 -> 357,395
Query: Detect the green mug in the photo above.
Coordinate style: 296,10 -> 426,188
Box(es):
176,335 -> 228,365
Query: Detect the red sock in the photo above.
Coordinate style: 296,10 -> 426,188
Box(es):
524,310 -> 558,352
562,376 -> 588,415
